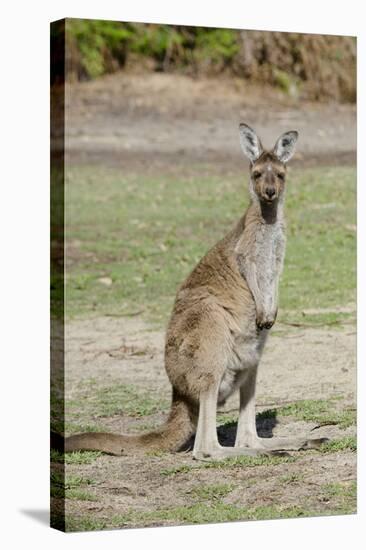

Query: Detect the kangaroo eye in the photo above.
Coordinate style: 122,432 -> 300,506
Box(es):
253,171 -> 262,180
277,172 -> 285,181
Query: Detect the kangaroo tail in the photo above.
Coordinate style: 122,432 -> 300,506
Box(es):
51,391 -> 196,456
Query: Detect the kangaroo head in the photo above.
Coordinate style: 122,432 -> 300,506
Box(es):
239,123 -> 298,204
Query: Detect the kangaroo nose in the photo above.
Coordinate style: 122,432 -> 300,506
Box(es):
265,187 -> 275,198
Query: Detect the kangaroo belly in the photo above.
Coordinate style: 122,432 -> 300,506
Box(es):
218,329 -> 268,404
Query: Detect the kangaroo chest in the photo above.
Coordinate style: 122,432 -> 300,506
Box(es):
254,222 -> 285,296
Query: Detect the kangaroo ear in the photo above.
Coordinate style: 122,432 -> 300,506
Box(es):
239,123 -> 263,163
273,131 -> 298,163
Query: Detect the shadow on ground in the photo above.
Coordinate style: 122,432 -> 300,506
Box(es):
182,409 -> 278,450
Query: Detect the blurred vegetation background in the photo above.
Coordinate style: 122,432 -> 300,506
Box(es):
56,19 -> 356,102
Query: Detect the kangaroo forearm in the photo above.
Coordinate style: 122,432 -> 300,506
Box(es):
269,280 -> 279,315
238,258 -> 264,313
239,259 -> 279,330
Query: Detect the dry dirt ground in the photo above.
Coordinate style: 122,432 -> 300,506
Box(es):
57,73 -> 357,530
65,72 -> 356,173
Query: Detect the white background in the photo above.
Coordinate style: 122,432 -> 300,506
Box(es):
0,1 -> 364,548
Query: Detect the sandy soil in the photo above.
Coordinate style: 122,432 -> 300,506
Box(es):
66,316 -> 356,415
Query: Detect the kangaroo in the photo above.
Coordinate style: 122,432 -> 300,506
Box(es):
56,124 -> 327,460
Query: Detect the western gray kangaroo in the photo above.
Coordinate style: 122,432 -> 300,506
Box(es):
58,124 -> 327,460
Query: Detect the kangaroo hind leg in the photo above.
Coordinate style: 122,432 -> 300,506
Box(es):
193,380 -> 271,461
235,367 -> 328,451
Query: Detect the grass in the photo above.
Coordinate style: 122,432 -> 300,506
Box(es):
221,397 -> 356,437
51,472 -> 97,499
64,500 -> 354,532
279,473 -> 304,484
51,419 -> 111,434
63,476 -> 357,531
187,483 -> 234,501
320,481 -> 356,514
64,164 -> 356,325
125,502 -> 307,525
53,380 -> 169,440
51,449 -> 102,464
58,425 -> 356,532
322,481 -> 356,500
64,381 -> 169,425
320,436 -> 357,453
65,516 -> 108,532
66,489 -> 98,502
257,398 -> 356,429
276,398 -> 356,429
217,412 -> 238,425
64,503 -> 301,531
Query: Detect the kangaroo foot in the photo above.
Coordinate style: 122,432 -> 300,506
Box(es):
236,436 -> 329,452
193,445 -> 289,461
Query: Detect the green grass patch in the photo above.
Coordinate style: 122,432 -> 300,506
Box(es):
65,165 -> 356,325
323,481 -> 356,499
321,481 -> 356,514
51,418 -> 110,437
217,413 -> 238,425
65,499 -> 354,531
188,483 -> 234,501
66,488 -> 98,502
51,472 -> 96,499
51,449 -> 102,464
56,473 -> 95,489
320,436 -> 357,453
65,382 -> 169,422
64,423 -> 109,434
62,422 -> 109,435
279,473 -> 304,484
160,464 -> 194,476
65,516 -> 107,532
131,502 -> 271,524
256,398 -> 355,431
275,398 -> 356,429
64,474 -> 357,530
256,409 -> 277,421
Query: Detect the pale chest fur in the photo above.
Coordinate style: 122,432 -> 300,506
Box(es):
254,221 -> 286,307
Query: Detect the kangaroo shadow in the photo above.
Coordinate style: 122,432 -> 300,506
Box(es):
181,409 -> 278,451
